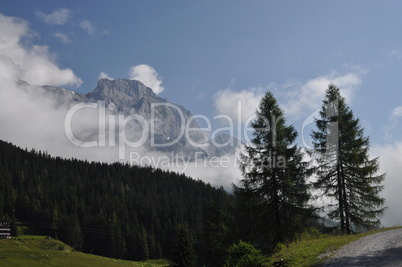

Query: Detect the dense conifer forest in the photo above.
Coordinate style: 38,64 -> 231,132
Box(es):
0,140 -> 233,261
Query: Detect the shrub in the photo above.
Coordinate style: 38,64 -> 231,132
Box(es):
225,241 -> 266,267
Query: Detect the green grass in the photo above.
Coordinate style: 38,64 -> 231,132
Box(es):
266,227 -> 402,267
15,235 -> 49,240
0,237 -> 170,267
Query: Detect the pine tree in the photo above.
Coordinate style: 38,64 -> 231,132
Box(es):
201,203 -> 232,266
138,226 -> 149,260
147,229 -> 156,259
170,226 -> 197,267
106,212 -> 126,259
236,91 -> 314,247
51,206 -> 60,239
312,84 -> 386,234
66,213 -> 83,250
155,240 -> 163,259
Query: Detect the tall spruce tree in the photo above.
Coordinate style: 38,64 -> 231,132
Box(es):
312,84 -> 386,234
170,226 -> 197,267
236,91 -> 314,247
200,203 -> 232,267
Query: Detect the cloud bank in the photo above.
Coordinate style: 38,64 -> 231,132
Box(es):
0,13 -> 83,155
372,142 -> 402,226
129,64 -> 164,94
283,71 -> 363,119
0,14 -> 82,87
213,87 -> 264,125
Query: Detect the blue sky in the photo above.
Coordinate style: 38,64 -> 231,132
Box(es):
2,1 -> 402,143
2,1 -> 402,225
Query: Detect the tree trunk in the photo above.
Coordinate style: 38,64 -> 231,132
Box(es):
340,162 -> 351,234
336,162 -> 345,234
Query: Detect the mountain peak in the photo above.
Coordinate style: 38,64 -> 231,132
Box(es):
93,78 -> 155,97
86,79 -> 158,111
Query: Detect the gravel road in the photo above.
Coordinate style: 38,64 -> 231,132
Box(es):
324,228 -> 402,266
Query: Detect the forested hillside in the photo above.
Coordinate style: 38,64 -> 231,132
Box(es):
0,140 -> 233,261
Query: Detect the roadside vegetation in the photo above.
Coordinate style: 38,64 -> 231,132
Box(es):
266,227 -> 402,267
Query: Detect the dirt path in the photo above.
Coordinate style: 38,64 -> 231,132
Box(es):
324,228 -> 402,266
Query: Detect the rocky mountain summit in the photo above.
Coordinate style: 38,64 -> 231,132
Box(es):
87,79 -> 211,157
21,79 -> 240,158
86,79 -> 158,113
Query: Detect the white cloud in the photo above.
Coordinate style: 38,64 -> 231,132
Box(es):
0,14 -> 30,48
80,20 -> 95,35
371,142 -> 402,226
391,49 -> 402,59
391,106 -> 402,118
0,14 -> 81,87
0,15 -> 85,162
213,69 -> 365,127
98,72 -> 113,80
171,152 -> 243,190
23,46 -> 82,87
381,106 -> 402,141
54,32 -> 70,43
213,87 -> 264,124
283,71 -> 363,119
36,8 -> 71,25
129,64 -> 164,94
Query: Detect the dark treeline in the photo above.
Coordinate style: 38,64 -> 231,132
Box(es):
0,140 -> 233,261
